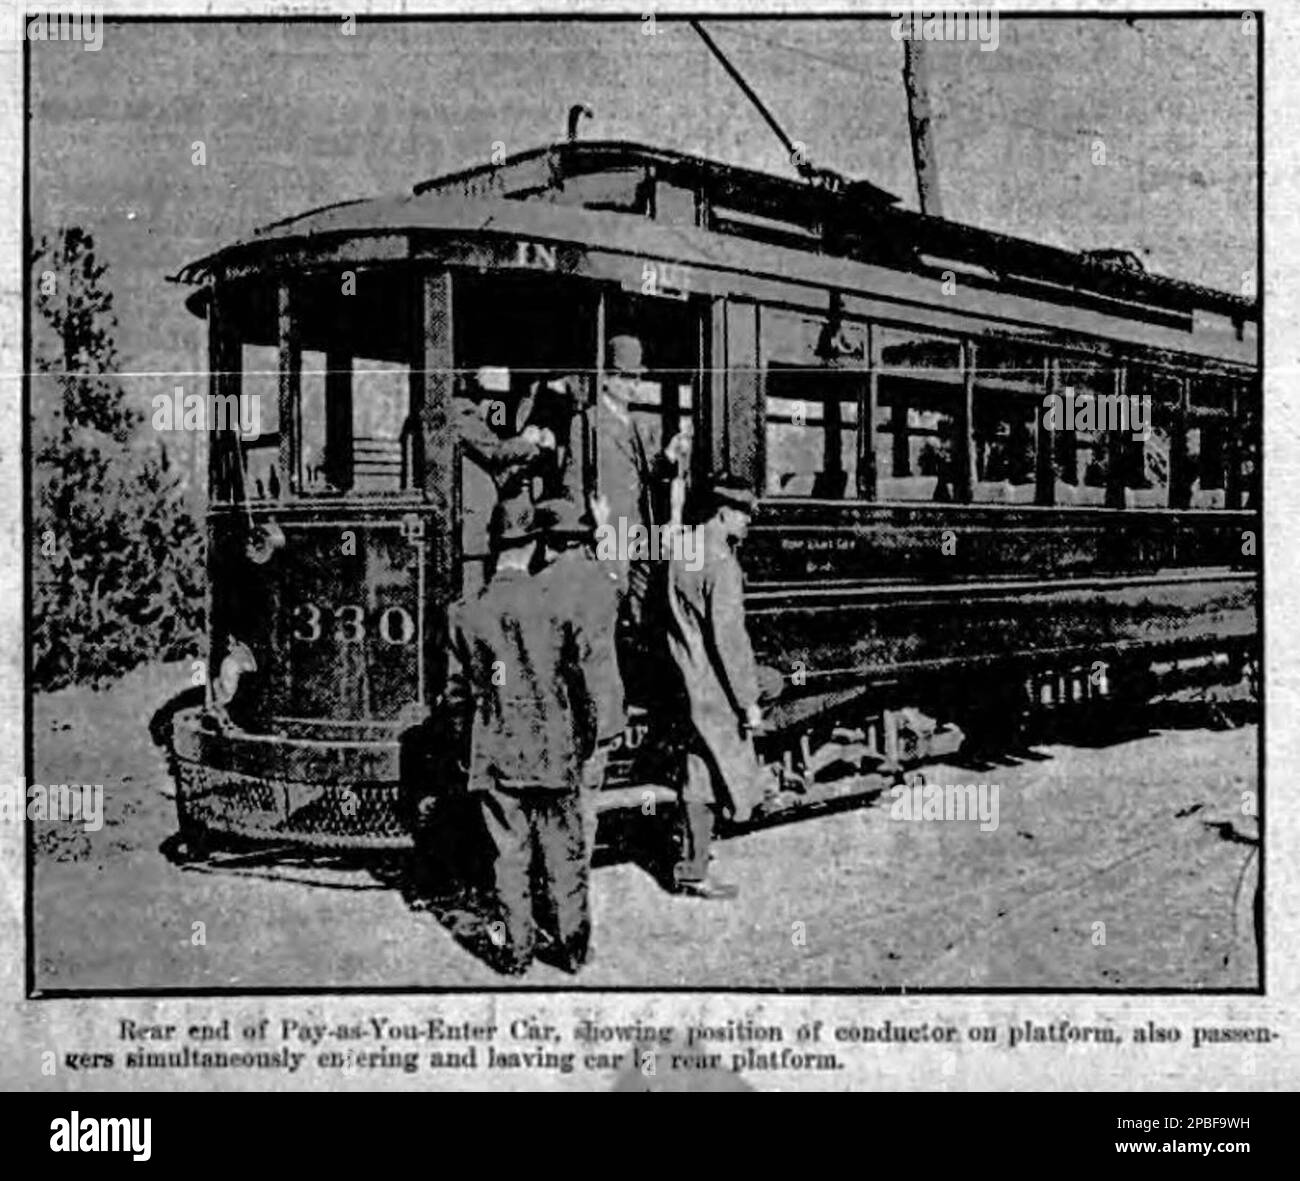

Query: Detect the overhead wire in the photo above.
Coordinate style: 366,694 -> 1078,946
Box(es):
706,21 -> 1254,191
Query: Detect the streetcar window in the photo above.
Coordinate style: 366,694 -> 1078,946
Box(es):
210,273 -> 421,502
765,382 -> 858,498
1190,374 -> 1234,416
1184,375 -> 1234,509
552,168 -> 648,214
1122,366 -> 1179,509
298,351 -> 329,493
654,182 -> 698,226
285,269 -> 418,498
292,350 -> 413,499
761,309 -> 860,499
1050,359 -> 1116,507
1237,381 -> 1260,510
351,358 -> 412,494
874,328 -> 963,502
240,344 -> 282,500
971,338 -> 1044,505
625,376 -> 694,459
713,205 -> 821,248
1185,424 -> 1227,508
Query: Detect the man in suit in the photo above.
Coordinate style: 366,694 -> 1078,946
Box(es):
664,479 -> 772,900
454,365 -> 555,520
440,499 -> 603,974
533,496 -> 624,860
583,334 -> 691,627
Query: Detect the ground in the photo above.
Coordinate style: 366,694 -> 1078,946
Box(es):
31,662 -> 1260,991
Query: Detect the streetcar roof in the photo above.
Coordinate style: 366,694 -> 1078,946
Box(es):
176,139 -> 1255,323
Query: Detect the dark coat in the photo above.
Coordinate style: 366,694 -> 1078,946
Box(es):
586,390 -> 678,632
443,568 -> 601,791
535,548 -> 624,745
665,522 -> 767,820
540,380 -> 674,532
520,377 -> 585,501
453,399 -> 544,516
590,392 -> 678,532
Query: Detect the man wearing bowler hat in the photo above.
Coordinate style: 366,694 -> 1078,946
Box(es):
440,498 -> 602,974
588,334 -> 691,628
663,477 -> 772,899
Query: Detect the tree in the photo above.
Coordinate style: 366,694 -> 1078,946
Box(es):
31,228 -> 204,689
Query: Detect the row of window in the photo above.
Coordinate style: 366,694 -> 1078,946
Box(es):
219,300 -> 1256,513
761,309 -> 1257,510
229,353 -> 694,504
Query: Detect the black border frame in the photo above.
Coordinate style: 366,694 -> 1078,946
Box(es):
22,9 -> 1266,999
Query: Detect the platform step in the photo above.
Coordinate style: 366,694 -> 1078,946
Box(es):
593,783 -> 678,813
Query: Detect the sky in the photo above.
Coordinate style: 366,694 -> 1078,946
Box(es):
29,16 -> 1258,404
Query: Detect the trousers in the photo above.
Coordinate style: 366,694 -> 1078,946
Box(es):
581,746 -> 611,861
673,800 -> 715,885
478,784 -> 590,972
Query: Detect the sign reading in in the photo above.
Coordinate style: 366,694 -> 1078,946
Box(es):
511,240 -> 558,271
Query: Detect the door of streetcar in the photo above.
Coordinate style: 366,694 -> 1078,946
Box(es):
450,273 -> 707,598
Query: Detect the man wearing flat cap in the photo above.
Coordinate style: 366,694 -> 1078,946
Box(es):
440,498 -> 602,974
663,477 -> 771,899
534,496 -> 624,859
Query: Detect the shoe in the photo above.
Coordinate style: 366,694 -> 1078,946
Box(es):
487,948 -> 533,976
673,874 -> 740,901
751,786 -> 784,822
495,958 -> 532,977
533,924 -> 591,973
536,942 -> 591,974
728,797 -> 754,826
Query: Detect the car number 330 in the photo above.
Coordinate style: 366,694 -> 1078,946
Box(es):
290,602 -> 416,645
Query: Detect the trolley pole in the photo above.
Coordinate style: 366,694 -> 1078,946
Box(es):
903,38 -> 944,218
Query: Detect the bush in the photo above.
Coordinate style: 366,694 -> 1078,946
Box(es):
31,228 -> 204,690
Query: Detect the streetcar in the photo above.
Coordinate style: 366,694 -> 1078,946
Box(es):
165,138 -> 1259,853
